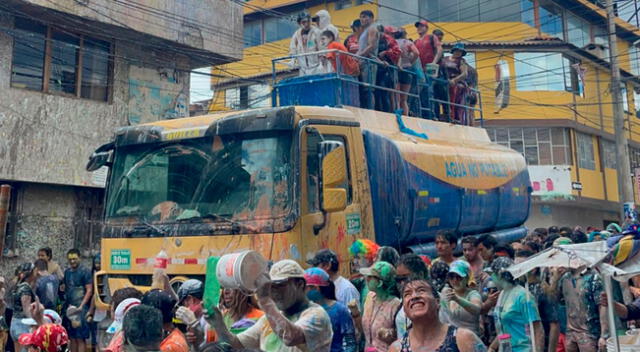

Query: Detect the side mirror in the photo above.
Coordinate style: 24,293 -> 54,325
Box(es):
86,152 -> 111,172
320,141 -> 347,213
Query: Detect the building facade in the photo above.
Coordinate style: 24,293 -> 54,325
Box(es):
0,0 -> 242,270
210,0 -> 640,230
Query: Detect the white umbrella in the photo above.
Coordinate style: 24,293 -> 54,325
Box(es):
507,241 -> 610,279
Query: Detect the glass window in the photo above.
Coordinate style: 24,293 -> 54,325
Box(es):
265,16 -> 298,43
634,89 -> 640,118
106,131 -> 294,232
248,84 -> 271,108
630,147 -> 640,170
306,134 -> 352,213
593,26 -> 610,60
577,132 -> 596,170
335,0 -> 353,10
81,38 -> 110,101
225,88 -> 240,109
630,46 -> 640,76
622,85 -> 630,113
601,139 -> 617,169
11,18 -> 47,91
487,127 -> 571,165
514,52 -> 566,91
243,21 -> 262,47
567,12 -> 591,48
10,19 -> 111,100
540,1 -> 564,39
49,31 -> 80,95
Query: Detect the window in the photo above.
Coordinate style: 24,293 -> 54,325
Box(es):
622,85 -> 630,113
634,88 -> 640,117
226,84 -> 271,109
576,132 -> 596,170
630,147 -> 640,170
630,46 -> 640,76
593,26 -> 610,60
514,52 -> 573,91
487,127 -> 571,165
522,0 -> 564,39
243,14 -> 298,47
566,12 -> 591,48
335,0 -> 353,10
244,21 -> 262,47
425,0 -> 520,22
264,16 -> 298,43
601,139 -> 617,169
306,134 -> 352,213
10,18 -> 111,101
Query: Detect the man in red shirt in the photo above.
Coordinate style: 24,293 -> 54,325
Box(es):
414,20 -> 444,119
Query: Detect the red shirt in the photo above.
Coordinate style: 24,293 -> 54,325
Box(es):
327,41 -> 359,76
344,34 -> 359,54
415,34 -> 441,66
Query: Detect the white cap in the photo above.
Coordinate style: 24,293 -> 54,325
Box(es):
106,298 -> 141,334
22,309 -> 62,326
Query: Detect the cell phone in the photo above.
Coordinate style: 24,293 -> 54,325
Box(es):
488,287 -> 498,294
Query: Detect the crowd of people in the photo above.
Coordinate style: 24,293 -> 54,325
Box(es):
0,223 -> 638,352
288,10 -> 478,124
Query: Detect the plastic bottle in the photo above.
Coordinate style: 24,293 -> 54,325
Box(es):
498,334 -> 512,352
152,250 -> 169,289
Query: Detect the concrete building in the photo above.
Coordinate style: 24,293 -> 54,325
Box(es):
209,0 -> 640,230
0,0 -> 242,270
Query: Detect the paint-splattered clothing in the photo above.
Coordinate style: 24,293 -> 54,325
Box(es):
362,291 -> 401,352
237,302 -> 332,352
558,271 -> 603,339
494,285 -> 540,352
324,301 -> 356,352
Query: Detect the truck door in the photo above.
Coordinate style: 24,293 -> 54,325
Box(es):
300,125 -> 364,273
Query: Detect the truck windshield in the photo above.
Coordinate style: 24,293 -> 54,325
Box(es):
105,130 -> 293,231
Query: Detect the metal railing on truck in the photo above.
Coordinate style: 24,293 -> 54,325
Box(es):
270,49 -> 483,126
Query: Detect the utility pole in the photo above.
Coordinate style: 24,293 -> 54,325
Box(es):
606,0 -> 636,220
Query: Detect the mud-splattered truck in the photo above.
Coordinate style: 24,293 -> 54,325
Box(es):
87,104 -> 530,308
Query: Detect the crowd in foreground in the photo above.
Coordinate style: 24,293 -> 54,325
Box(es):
288,10 -> 478,124
1,223 -> 639,352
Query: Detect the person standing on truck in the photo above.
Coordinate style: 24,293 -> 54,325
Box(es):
433,231 -> 458,266
461,237 -> 484,283
344,20 -> 362,54
307,249 -> 360,308
440,43 -> 470,125
62,249 -> 93,352
360,261 -> 401,352
414,20 -> 443,119
356,10 -> 379,110
36,248 -> 63,281
320,31 -> 360,76
207,259 -> 333,352
395,28 -> 420,115
289,12 -> 322,76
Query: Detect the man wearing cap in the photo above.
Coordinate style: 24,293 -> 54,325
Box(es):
308,249 -> 360,307
208,259 -> 333,352
344,19 -> 362,54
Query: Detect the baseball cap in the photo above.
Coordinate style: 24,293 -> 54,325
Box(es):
553,237 -> 573,246
304,268 -> 330,287
19,324 -> 69,352
177,279 -> 204,303
22,309 -> 62,326
414,20 -> 429,28
306,249 -> 338,266
448,260 -> 471,278
106,298 -> 141,334
270,260 -> 305,283
359,261 -> 396,282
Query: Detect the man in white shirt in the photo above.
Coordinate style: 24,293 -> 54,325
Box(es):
307,249 -> 360,307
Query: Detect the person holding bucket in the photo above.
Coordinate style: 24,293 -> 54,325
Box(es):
207,259 -> 333,352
